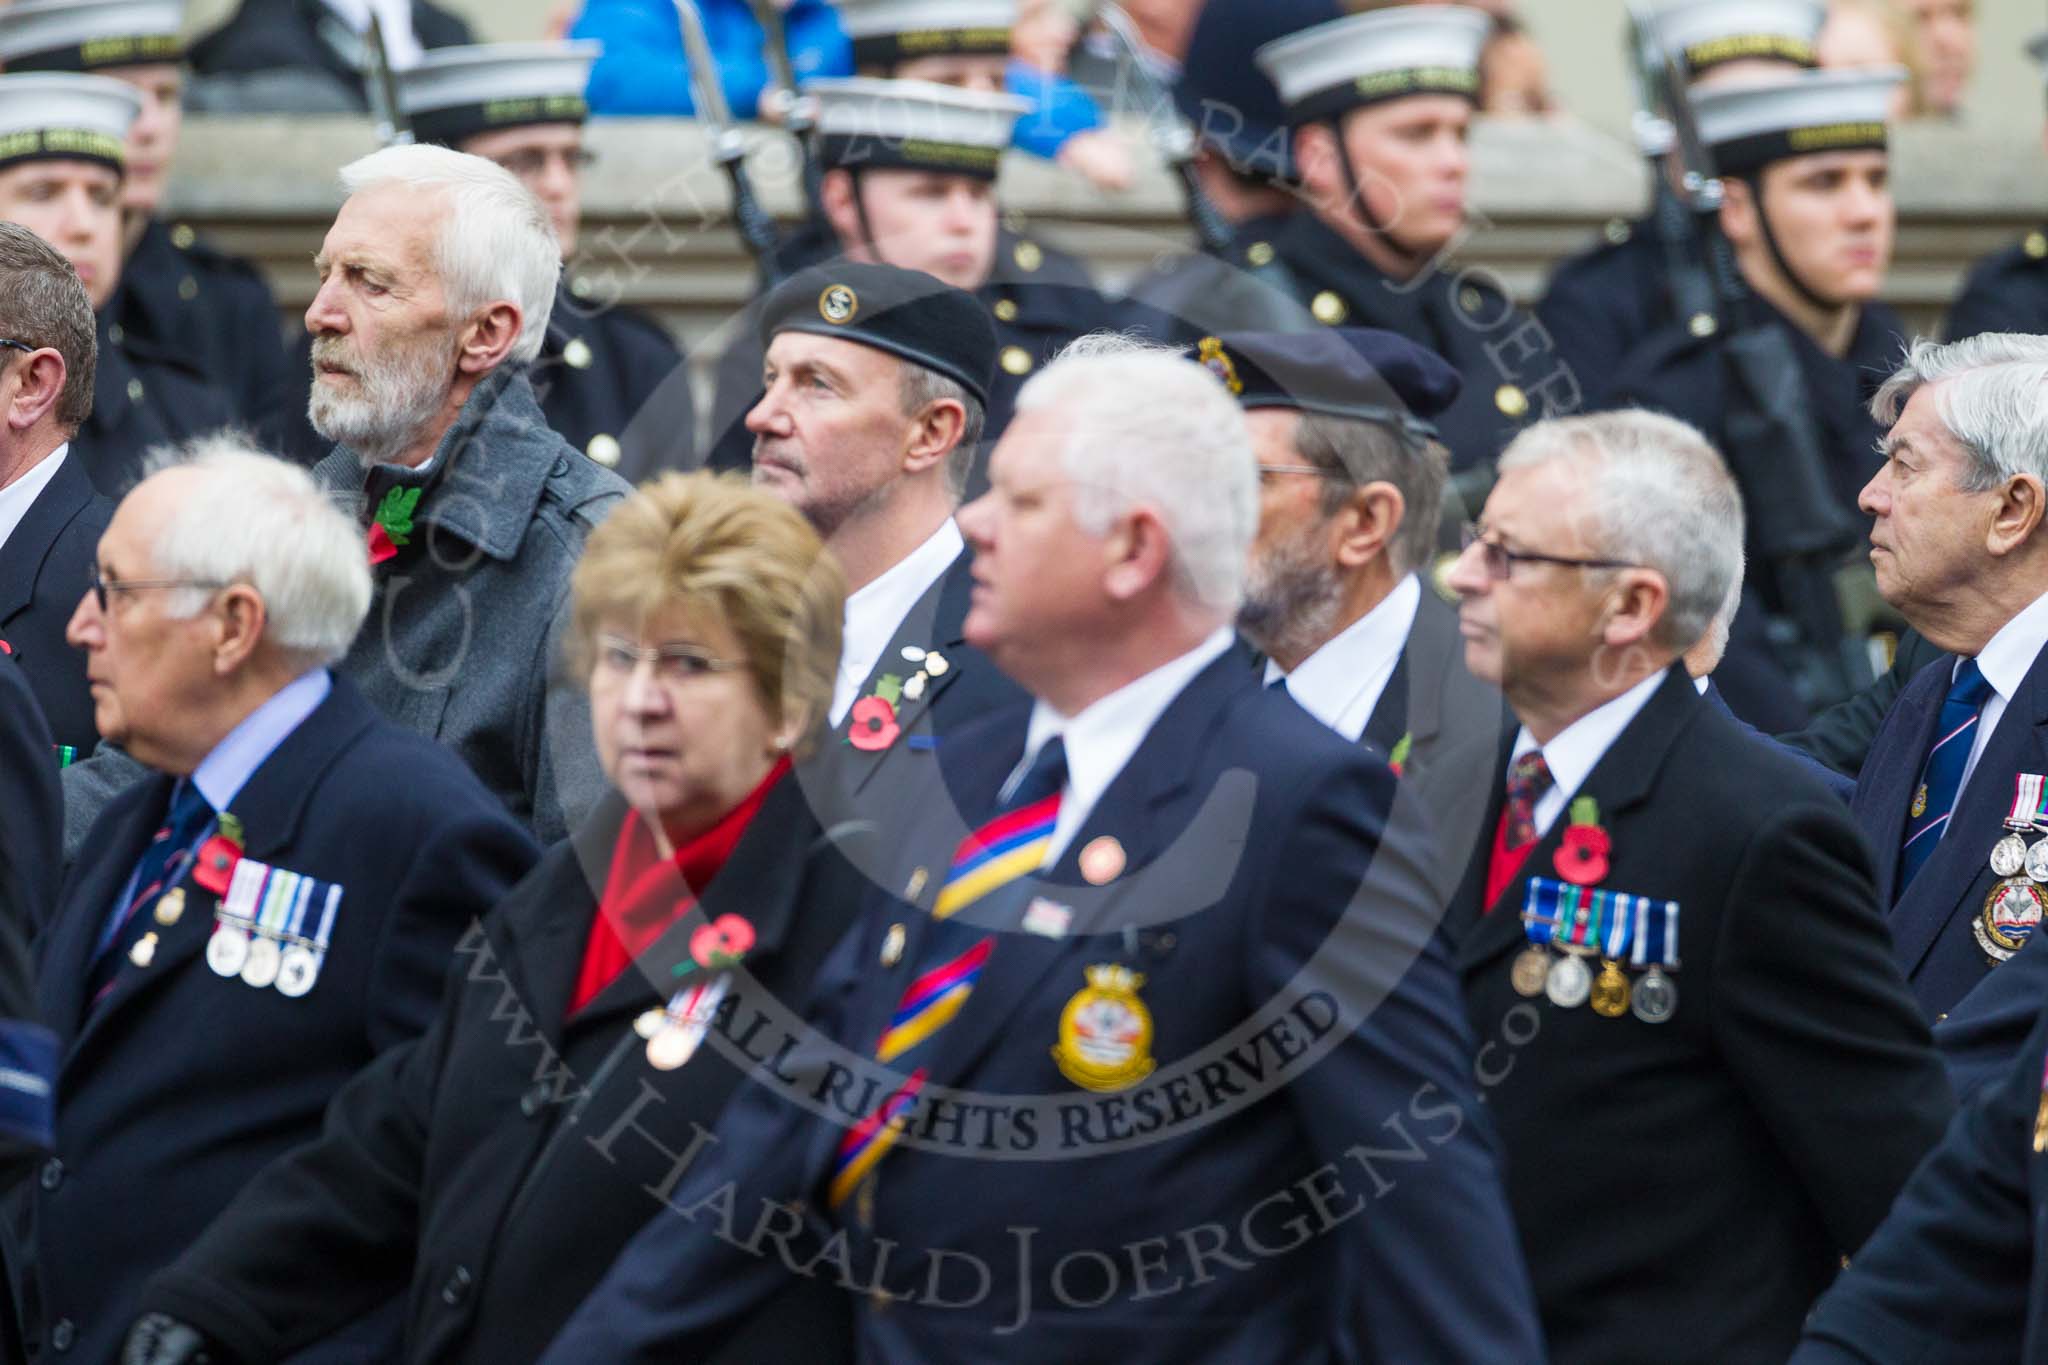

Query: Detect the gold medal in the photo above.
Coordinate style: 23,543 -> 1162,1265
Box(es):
129,932 -> 158,968
1509,946 -> 1551,998
1590,959 -> 1631,1018
153,887 -> 186,926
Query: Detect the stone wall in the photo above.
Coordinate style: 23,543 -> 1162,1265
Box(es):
168,113 -> 2048,360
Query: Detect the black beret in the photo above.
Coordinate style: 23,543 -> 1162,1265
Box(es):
759,262 -> 997,408
1174,0 -> 1333,182
1199,328 -> 1461,445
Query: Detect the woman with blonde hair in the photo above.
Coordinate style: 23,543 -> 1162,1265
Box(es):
124,473 -> 867,1365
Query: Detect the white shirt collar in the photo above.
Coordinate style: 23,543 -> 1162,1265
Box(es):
830,519 -> 964,727
1263,574 -> 1421,742
1972,588 -> 2048,704
1510,670 -> 1668,840
1015,626 -> 1239,862
1693,674 -> 1711,696
0,443 -> 67,553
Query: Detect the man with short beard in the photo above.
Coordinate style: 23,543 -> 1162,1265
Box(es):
1224,326 -> 1501,887
62,143 -> 627,850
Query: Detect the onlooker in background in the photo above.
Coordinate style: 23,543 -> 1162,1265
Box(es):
25,441 -> 537,1365
1818,0 -> 1917,118
1901,0 -> 1975,119
0,0 -> 293,435
272,40 -> 688,477
0,222 -> 112,758
572,0 -> 849,117
0,71 -> 230,497
1008,0 -> 1131,190
184,0 -> 475,113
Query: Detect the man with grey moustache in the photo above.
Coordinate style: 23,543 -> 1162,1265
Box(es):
63,142 -> 627,848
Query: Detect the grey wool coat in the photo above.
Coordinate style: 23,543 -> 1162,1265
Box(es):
317,365 -> 629,844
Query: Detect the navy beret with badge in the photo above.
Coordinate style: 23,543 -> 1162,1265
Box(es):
760,261 -> 998,407
1199,328 -> 1462,447
1173,0 -> 1334,183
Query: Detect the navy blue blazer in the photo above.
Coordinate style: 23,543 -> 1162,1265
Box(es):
1446,667 -> 1950,1365
0,452 -> 109,755
1703,681 -> 1856,802
0,656 -> 59,942
1852,642 -> 2048,1019
1794,1006 -> 2048,1363
540,649 -> 1544,1364
0,656 -> 56,1154
18,675 -> 538,1365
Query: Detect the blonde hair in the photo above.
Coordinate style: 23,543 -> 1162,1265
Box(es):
569,473 -> 847,749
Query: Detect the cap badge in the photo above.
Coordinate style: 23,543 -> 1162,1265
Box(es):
819,285 -> 859,325
1196,337 -> 1243,396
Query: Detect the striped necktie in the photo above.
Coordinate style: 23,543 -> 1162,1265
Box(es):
1900,658 -> 1994,890
828,738 -> 1067,1211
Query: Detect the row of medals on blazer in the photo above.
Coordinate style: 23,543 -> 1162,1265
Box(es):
1978,772 -> 2048,964
1509,931 -> 1677,1025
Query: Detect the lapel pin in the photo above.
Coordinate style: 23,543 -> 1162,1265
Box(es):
1080,836 -> 1125,886
905,867 -> 929,900
129,932 -> 159,968
153,887 -> 186,927
880,922 -> 907,968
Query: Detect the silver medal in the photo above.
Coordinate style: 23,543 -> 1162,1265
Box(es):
1545,952 -> 1592,1009
2026,836 -> 2048,885
275,944 -> 319,998
240,935 -> 282,989
1993,832 -> 2029,879
1631,967 -> 1678,1023
206,925 -> 250,978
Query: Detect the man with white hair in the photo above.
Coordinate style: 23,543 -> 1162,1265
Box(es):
21,442 -> 538,1364
1830,334 -> 2048,1073
1442,409 -> 1950,1363
540,340 -> 1544,1363
297,143 -> 628,843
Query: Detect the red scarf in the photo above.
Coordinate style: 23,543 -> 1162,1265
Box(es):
566,757 -> 790,1017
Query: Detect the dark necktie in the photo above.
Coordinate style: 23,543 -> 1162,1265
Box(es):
828,737 -> 1068,1212
1900,658 -> 1995,890
90,781 -> 213,1000
1503,749 -> 1555,851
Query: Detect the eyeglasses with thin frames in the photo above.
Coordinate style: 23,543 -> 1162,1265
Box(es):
594,634 -> 745,689
1460,523 -> 1639,581
87,564 -> 229,613
0,339 -> 37,357
1256,463 -> 1343,484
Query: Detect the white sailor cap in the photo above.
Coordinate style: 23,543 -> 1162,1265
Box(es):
807,76 -> 1029,181
835,0 -> 1015,70
1647,0 -> 1825,77
1255,6 -> 1489,127
0,0 -> 183,73
0,72 -> 139,171
1694,66 -> 1903,176
397,41 -> 600,148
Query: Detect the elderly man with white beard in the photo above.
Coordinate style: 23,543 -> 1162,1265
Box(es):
63,144 -> 628,849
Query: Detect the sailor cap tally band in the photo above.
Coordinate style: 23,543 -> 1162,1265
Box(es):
1255,6 -> 1490,126
397,41 -> 600,148
1694,66 -> 1903,177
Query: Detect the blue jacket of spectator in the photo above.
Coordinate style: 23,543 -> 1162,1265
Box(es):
571,0 -> 851,117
